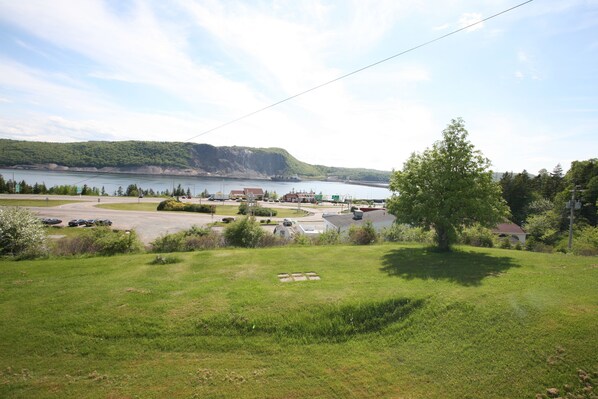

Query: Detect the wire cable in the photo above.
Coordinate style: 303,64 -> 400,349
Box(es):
184,0 -> 533,142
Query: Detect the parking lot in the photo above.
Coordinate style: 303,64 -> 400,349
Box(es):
2,194 -> 333,244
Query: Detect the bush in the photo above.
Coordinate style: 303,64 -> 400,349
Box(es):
224,217 -> 264,248
317,230 -> 341,245
382,224 -> 433,244
571,226 -> 598,256
237,203 -> 277,217
150,226 -> 222,252
499,237 -> 512,249
151,232 -> 185,253
53,228 -> 142,256
0,207 -> 47,258
1,208 -> 47,256
157,199 -> 215,214
459,224 -> 494,248
525,238 -> 554,253
347,221 -> 378,245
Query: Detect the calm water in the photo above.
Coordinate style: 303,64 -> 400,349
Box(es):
0,169 -> 391,200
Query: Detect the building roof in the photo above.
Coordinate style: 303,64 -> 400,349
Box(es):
230,189 -> 244,195
492,223 -> 526,235
323,209 -> 395,229
244,187 -> 264,195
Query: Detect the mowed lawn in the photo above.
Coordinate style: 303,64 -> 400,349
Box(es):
0,199 -> 82,207
96,202 -> 309,217
0,244 -> 596,398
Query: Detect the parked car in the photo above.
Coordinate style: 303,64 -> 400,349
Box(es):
40,218 -> 62,225
68,219 -> 87,227
94,219 -> 112,226
84,219 -> 96,227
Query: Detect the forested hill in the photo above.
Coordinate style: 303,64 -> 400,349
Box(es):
0,139 -> 391,182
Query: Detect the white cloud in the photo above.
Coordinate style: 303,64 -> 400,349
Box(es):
458,12 -> 484,32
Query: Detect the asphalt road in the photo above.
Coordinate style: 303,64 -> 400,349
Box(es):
1,195 -> 341,243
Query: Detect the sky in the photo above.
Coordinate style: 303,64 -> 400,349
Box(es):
0,0 -> 597,174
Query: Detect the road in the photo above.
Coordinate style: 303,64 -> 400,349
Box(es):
1,195 -> 345,243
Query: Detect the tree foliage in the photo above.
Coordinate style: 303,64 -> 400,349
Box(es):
223,217 -> 265,248
388,118 -> 508,251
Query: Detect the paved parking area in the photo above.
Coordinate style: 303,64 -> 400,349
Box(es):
2,195 -> 332,244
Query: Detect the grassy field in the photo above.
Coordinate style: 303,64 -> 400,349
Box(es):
96,202 -> 310,218
0,244 -> 596,398
96,202 -> 158,212
0,199 -> 81,207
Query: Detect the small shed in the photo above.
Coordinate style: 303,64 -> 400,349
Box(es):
492,223 -> 527,244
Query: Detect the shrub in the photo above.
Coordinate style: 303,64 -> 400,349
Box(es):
571,226 -> 598,256
317,230 -> 341,246
459,224 -> 494,248
237,203 -> 277,217
53,228 -> 141,256
347,221 -> 378,245
151,226 -> 222,252
525,238 -> 554,253
258,234 -> 286,248
158,199 -> 215,214
183,233 -> 223,251
293,234 -> 312,246
499,237 -> 512,249
157,199 -> 184,211
224,217 -> 264,248
382,224 -> 433,243
0,207 -> 47,258
151,232 -> 185,253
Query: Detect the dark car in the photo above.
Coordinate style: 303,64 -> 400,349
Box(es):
41,218 -> 62,225
94,219 -> 112,226
68,219 -> 86,227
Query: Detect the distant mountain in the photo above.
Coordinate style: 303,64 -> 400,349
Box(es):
0,139 -> 391,182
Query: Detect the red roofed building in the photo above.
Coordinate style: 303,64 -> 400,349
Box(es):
229,189 -> 245,200
244,187 -> 264,200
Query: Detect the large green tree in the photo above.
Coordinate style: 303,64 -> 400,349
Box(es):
388,118 -> 508,251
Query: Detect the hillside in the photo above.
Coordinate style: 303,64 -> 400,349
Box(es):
0,139 -> 391,182
0,244 -> 596,398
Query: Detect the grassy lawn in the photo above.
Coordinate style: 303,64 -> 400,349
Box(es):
0,244 -> 596,398
0,199 -> 81,207
96,202 -> 310,218
96,202 -> 158,212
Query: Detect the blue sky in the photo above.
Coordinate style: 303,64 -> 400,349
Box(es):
0,0 -> 596,173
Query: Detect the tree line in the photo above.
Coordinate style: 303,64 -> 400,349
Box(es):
0,175 -> 207,198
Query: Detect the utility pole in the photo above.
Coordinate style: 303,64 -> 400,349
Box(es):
567,185 -> 583,250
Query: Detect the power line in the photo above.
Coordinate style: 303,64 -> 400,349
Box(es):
185,0 -> 533,142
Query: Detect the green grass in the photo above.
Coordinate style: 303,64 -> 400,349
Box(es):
96,202 -> 158,211
0,199 -> 81,207
0,244 -> 596,398
96,202 -> 310,218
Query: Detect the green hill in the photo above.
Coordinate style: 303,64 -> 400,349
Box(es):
0,139 -> 391,182
0,244 -> 596,398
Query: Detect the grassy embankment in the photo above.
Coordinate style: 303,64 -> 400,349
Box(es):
0,199 -> 81,207
0,244 -> 596,398
96,202 -> 309,218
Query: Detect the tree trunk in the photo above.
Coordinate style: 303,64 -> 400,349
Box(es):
435,226 -> 451,252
